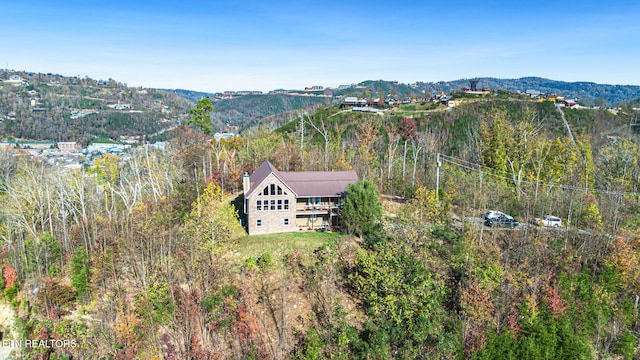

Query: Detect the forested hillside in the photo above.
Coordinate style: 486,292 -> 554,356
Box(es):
0,75 -> 640,358
210,94 -> 330,130
0,71 -> 192,145
5,70 -> 640,146
415,77 -> 640,106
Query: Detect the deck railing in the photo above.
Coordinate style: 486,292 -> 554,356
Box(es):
295,204 -> 341,214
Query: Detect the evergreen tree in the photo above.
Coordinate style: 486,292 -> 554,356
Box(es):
341,180 -> 382,239
70,247 -> 90,298
186,97 -> 215,135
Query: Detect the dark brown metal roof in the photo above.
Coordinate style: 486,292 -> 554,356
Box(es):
246,160 -> 287,197
280,171 -> 358,197
245,160 -> 358,198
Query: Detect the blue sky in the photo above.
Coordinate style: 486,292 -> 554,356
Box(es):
2,1 -> 639,92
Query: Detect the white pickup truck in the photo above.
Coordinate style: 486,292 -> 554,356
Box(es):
531,215 -> 563,228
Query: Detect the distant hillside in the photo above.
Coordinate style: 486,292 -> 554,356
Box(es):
164,77 -> 640,133
414,77 -> 640,106
0,70 -> 192,145
5,68 -> 640,145
168,78 -> 640,132
210,94 -> 330,130
333,80 -> 424,99
164,89 -> 331,131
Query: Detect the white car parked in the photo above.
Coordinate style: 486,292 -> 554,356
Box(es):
531,215 -> 563,228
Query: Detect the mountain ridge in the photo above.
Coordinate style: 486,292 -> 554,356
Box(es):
413,76 -> 640,106
166,76 -> 640,108
3,69 -> 640,144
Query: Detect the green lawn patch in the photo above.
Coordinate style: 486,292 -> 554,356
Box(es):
232,231 -> 345,264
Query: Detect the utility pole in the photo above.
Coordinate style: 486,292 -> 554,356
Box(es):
297,112 -> 305,165
435,153 -> 442,203
299,113 -> 304,151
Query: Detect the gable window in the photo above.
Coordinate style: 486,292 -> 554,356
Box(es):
256,200 -> 262,211
284,199 -> 289,210
277,199 -> 283,210
259,184 -> 288,196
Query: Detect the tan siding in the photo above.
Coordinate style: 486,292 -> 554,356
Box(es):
247,174 -> 296,235
245,162 -> 354,235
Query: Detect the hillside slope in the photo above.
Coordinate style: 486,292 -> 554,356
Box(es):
415,76 -> 640,106
1,84 -> 640,358
3,69 -> 640,145
0,71 -> 192,144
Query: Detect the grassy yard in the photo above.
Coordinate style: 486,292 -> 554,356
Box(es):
230,231 -> 346,265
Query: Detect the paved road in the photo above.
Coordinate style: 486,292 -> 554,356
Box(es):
463,216 -> 594,235
464,216 -> 528,229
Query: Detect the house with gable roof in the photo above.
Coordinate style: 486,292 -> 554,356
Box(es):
243,160 -> 358,235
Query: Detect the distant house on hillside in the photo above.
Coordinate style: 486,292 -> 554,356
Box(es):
108,103 -> 132,110
214,132 -> 236,142
5,75 -> 26,86
243,160 -> 358,235
57,142 -> 79,153
433,92 -> 456,107
525,89 -> 542,98
341,97 -> 368,107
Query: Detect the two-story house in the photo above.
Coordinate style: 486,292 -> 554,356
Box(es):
243,160 -> 358,235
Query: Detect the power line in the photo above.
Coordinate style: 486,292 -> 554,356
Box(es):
434,152 -> 640,197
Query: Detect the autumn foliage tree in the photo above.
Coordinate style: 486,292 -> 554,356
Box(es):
182,182 -> 243,245
1,94 -> 640,359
